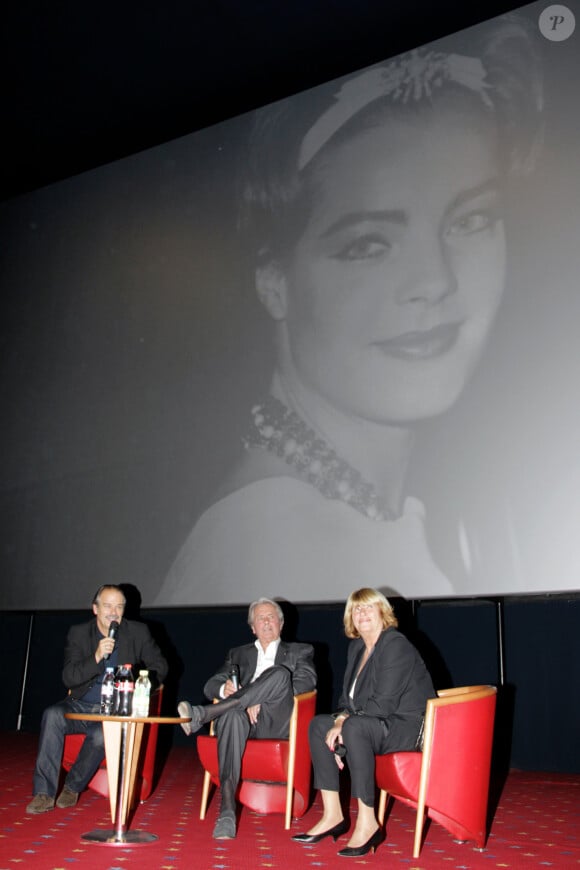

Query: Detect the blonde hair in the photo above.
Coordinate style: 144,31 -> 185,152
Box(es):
343,588 -> 398,639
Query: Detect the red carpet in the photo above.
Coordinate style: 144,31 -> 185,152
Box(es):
0,731 -> 578,869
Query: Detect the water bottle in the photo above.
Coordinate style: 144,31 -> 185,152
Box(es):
100,666 -> 115,714
132,669 -> 151,717
114,664 -> 135,716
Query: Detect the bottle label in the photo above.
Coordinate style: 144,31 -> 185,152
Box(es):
101,680 -> 115,714
116,679 -> 135,715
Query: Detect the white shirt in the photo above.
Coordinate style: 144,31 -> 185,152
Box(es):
253,638 -> 280,681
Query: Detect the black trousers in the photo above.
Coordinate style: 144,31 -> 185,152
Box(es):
309,712 -> 419,807
214,665 -> 294,790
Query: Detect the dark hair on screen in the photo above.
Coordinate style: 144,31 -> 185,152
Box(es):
237,13 -> 543,261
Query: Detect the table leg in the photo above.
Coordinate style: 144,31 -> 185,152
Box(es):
81,719 -> 158,845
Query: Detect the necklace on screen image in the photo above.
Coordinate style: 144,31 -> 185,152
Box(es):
243,395 -> 394,522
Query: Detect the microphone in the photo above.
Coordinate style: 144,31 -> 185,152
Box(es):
104,621 -> 119,660
228,664 -> 240,691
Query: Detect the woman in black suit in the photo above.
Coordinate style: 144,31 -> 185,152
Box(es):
293,588 -> 435,858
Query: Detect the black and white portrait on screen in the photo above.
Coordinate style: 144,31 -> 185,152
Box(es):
1,1 -> 579,609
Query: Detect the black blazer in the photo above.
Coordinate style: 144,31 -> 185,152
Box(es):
204,640 -> 316,700
63,618 -> 169,699
336,627 -> 435,750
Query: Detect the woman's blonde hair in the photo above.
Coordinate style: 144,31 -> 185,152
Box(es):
343,587 -> 398,639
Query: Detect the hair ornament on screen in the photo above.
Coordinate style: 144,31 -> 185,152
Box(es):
298,50 -> 493,171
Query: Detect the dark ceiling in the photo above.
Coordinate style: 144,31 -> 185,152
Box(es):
2,0 -> 525,201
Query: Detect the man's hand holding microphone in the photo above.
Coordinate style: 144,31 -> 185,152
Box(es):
96,620 -> 119,663
223,663 -> 240,697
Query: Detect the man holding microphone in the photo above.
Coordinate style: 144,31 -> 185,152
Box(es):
26,584 -> 167,814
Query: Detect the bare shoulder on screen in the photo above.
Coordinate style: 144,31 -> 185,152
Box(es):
211,447 -> 302,503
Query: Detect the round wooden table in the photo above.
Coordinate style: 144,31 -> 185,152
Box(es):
65,712 -> 190,845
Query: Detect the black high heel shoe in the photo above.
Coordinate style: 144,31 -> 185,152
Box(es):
337,826 -> 384,858
292,818 -> 349,844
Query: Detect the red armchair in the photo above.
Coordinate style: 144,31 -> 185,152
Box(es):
375,684 -> 497,857
61,685 -> 164,803
197,690 -> 317,829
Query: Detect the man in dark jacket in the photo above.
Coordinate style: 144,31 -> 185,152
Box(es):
178,597 -> 316,839
26,584 -> 168,814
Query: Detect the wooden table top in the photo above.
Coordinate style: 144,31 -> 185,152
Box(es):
64,713 -> 191,724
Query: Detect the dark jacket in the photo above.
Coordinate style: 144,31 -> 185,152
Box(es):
336,626 -> 435,749
204,640 -> 316,700
63,618 -> 168,699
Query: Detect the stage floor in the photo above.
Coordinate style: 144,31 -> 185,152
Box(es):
1,731 -> 578,869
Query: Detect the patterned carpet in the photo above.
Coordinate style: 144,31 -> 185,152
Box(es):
0,731 -> 578,869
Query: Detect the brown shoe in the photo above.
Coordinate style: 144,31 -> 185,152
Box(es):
56,786 -> 79,809
26,793 -> 55,814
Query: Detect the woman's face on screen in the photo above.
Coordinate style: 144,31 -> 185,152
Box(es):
263,101 -> 507,425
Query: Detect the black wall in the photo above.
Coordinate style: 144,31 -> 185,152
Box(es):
2,594 -> 578,774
